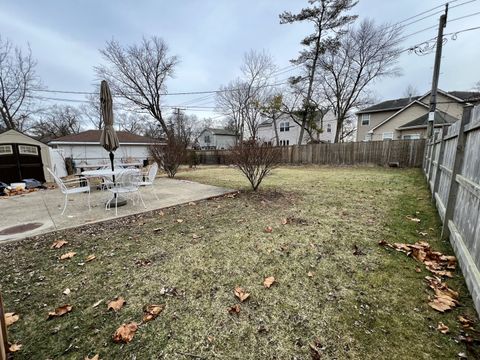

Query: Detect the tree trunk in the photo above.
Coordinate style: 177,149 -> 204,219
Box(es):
272,116 -> 280,146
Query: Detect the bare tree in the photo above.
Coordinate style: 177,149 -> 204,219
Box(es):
259,94 -> 283,146
403,84 -> 419,99
228,141 -> 281,191
166,109 -> 198,148
216,50 -> 276,141
95,37 -> 179,141
280,0 -> 357,144
317,19 -> 402,142
31,105 -> 82,142
79,92 -> 102,130
0,36 -> 42,131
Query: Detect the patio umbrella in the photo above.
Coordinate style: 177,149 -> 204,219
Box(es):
99,80 -> 119,173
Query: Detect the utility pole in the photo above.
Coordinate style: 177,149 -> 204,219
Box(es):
427,3 -> 448,139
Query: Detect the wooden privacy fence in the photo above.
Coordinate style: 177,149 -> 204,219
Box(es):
195,139 -> 425,167
423,104 -> 480,315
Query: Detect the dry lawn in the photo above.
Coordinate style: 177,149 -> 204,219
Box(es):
0,166 -> 478,359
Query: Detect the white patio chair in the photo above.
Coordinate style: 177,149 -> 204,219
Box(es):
137,162 -> 159,200
106,169 -> 146,216
46,168 -> 91,215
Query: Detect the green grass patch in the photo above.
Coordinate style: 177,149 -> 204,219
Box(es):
0,166 -> 477,359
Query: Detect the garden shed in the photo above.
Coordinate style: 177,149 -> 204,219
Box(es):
0,129 -> 53,184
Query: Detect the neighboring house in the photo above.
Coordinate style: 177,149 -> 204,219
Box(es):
197,128 -> 238,149
49,130 -> 163,168
0,129 -> 54,184
356,89 -> 480,141
258,110 -> 337,146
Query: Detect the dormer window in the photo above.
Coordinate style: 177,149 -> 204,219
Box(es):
279,122 -> 290,132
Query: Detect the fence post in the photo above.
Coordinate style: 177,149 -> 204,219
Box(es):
441,105 -> 472,239
432,126 -> 448,200
0,293 -> 8,359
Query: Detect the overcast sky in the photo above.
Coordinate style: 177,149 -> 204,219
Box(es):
1,0 -> 479,122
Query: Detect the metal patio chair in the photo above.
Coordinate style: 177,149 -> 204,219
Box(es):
137,162 -> 160,200
105,169 -> 146,216
47,168 -> 91,215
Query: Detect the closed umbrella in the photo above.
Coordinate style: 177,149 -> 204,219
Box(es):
99,80 -> 124,207
99,80 -> 119,171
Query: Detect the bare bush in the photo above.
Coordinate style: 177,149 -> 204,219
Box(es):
228,141 -> 281,191
149,137 -> 186,178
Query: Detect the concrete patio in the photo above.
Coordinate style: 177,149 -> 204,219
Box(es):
0,178 -> 234,242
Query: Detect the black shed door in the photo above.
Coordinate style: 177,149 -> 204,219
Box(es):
0,143 -> 45,184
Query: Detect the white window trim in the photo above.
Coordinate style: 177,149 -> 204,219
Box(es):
361,114 -> 370,126
0,144 -> 13,155
382,132 -> 394,141
402,134 -> 420,140
279,122 -> 290,132
18,145 -> 39,155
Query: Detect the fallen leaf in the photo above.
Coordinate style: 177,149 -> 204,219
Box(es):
188,202 -> 196,206
51,240 -> 68,249
176,219 -> 184,223
107,297 -> 126,312
264,226 -> 273,233
207,335 -> 215,342
8,343 -> 22,352
437,322 -> 449,334
63,288 -> 71,295
158,210 -> 165,216
234,287 -> 250,302
307,271 -> 315,278
92,299 -> 103,308
142,304 -> 165,323
458,315 -> 476,329
192,233 -> 201,240
84,355 -> 100,360
406,215 -> 421,223
309,339 -> 323,360
419,231 -> 428,237
60,252 -> 76,260
228,304 -> 241,314
353,244 -> 365,256
281,218 -> 288,225
112,322 -> 138,343
415,267 -> 422,273
85,254 -> 96,262
263,276 -> 275,288
48,304 -> 73,319
5,312 -> 19,327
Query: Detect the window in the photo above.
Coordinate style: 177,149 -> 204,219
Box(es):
18,145 -> 38,155
382,132 -> 394,141
279,122 -> 290,132
280,140 -> 290,146
326,124 -> 332,133
402,134 -> 420,140
361,114 -> 370,126
0,144 -> 13,155
204,135 -> 210,143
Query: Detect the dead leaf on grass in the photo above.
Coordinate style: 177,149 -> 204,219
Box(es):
192,233 -> 201,240
176,219 -> 184,223
281,218 -> 288,225
264,226 -> 273,233
112,322 -> 138,343
92,299 -> 103,308
309,339 -> 324,360
85,254 -> 96,262
234,287 -> 250,302
426,276 -> 460,312
263,276 -> 275,288
60,252 -> 76,260
48,304 -> 73,319
437,322 -> 449,334
84,355 -> 100,360
107,297 -> 126,312
51,240 -> 68,249
63,288 -> 71,295
307,271 -> 315,278
353,244 -> 365,256
5,312 -> 19,327
8,343 -> 22,352
158,210 -> 165,216
142,304 -> 165,323
228,304 -> 241,314
458,315 -> 476,329
188,202 -> 196,206
419,231 -> 428,237
406,215 -> 421,223
415,267 -> 422,273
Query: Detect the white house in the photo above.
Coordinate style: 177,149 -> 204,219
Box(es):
258,110 -> 337,146
197,128 -> 238,149
48,130 -> 162,169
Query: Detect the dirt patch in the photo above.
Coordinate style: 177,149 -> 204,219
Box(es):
0,222 -> 43,235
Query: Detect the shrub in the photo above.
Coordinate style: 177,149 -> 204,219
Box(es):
228,141 -> 281,191
149,138 -> 186,178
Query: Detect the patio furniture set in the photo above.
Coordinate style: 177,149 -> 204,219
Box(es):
46,162 -> 159,216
